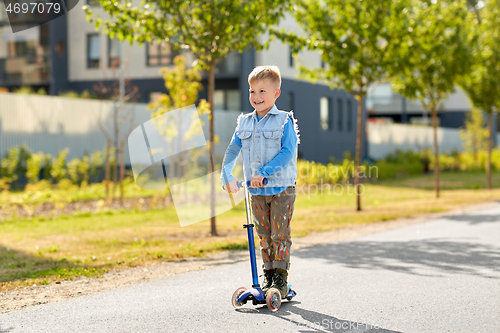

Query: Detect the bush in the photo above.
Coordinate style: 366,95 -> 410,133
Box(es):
59,90 -> 96,99
25,179 -> 52,192
296,159 -> 360,186
57,178 -> 77,191
374,149 -> 424,180
89,150 -> 104,183
67,156 -> 91,186
373,160 -> 399,180
0,144 -> 31,188
13,86 -> 47,95
50,149 -> 69,182
26,152 -> 45,184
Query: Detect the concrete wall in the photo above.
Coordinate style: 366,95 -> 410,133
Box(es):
0,93 -> 150,161
367,123 -> 467,159
0,93 -> 241,164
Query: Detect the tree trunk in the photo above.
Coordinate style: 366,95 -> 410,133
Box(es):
355,94 -> 364,211
120,137 -> 126,206
208,63 -> 217,236
105,139 -> 111,203
486,111 -> 492,190
431,107 -> 440,198
113,104 -> 119,200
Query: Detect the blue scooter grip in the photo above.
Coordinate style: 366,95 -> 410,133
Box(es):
238,178 -> 269,188
222,178 -> 268,190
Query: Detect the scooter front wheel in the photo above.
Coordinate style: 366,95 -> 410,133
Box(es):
266,288 -> 281,312
232,287 -> 247,308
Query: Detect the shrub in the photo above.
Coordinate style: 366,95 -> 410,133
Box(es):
375,149 -> 424,179
89,150 -> 104,183
50,149 -> 69,182
25,179 -> 52,192
0,144 -> 31,188
57,178 -> 77,191
26,152 -> 45,184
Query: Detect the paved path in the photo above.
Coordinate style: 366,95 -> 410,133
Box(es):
1,204 -> 500,332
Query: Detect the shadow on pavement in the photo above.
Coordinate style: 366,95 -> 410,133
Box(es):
237,301 -> 401,332
294,239 -> 500,278
0,325 -> 14,333
443,211 -> 500,225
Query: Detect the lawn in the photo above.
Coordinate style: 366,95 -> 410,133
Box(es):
1,171 -> 499,291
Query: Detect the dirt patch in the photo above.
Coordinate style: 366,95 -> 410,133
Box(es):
0,195 -> 173,220
1,200 -> 498,313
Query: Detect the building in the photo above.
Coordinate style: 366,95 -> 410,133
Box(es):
0,4 -> 364,164
366,83 -> 498,133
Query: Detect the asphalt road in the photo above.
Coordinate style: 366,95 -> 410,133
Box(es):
1,203 -> 500,333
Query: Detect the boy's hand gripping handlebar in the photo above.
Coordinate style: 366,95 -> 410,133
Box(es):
237,178 -> 268,188
222,178 -> 268,190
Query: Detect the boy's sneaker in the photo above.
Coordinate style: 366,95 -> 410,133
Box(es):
271,268 -> 288,298
261,269 -> 275,294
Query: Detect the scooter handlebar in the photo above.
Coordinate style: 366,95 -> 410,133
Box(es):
238,178 -> 268,188
222,178 -> 268,190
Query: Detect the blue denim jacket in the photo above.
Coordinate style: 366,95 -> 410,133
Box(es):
221,105 -> 299,195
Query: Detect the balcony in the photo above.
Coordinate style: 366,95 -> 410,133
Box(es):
0,56 -> 50,86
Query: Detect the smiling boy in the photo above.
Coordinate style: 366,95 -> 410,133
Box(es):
221,65 -> 299,297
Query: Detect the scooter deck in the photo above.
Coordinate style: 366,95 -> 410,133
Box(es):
237,284 -> 297,305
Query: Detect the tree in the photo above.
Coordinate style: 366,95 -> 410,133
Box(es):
390,0 -> 473,198
84,0 -> 289,235
273,0 -> 409,211
459,106 -> 489,166
147,55 -> 210,200
458,0 -> 500,189
93,60 -> 140,205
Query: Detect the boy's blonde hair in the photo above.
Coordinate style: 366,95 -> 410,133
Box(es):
248,66 -> 281,89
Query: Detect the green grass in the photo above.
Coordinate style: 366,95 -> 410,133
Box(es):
1,171 -> 500,291
373,170 -> 500,190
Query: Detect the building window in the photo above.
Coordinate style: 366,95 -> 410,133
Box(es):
338,99 -> 343,131
149,92 -> 162,103
108,37 -> 121,68
320,97 -> 331,130
289,45 -> 294,67
287,91 -> 295,111
347,99 -> 353,131
226,90 -> 240,110
215,52 -> 240,74
87,33 -> 100,68
213,90 -> 225,110
321,58 -> 325,68
214,89 -> 241,111
146,42 -> 179,66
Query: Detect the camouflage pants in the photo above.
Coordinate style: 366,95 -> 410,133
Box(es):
251,186 -> 296,271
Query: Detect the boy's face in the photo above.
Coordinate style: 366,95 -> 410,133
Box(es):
249,79 -> 281,114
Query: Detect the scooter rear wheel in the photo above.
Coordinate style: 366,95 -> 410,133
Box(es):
266,288 -> 281,312
232,287 -> 247,308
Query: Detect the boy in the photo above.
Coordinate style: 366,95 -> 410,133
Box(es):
221,65 -> 299,297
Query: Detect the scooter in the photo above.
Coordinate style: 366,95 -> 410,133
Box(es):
227,179 -> 297,312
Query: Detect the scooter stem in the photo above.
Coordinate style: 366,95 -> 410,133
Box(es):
243,185 -> 260,287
